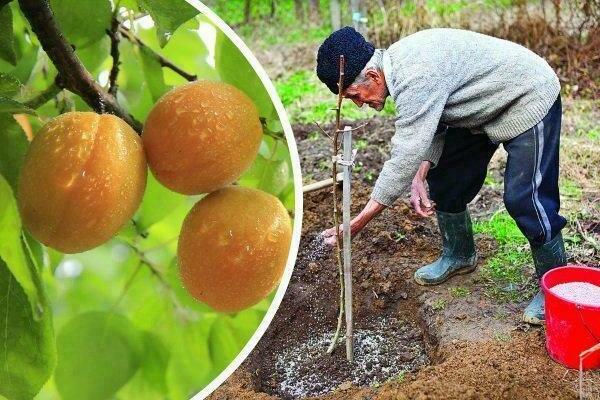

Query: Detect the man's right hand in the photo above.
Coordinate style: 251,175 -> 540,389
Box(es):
410,161 -> 436,217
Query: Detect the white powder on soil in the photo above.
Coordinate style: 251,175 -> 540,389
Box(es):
549,281 -> 600,307
273,317 -> 428,398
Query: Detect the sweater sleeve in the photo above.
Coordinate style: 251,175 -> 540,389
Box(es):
423,131 -> 445,167
371,73 -> 449,206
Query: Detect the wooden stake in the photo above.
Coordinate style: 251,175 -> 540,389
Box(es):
302,173 -> 343,193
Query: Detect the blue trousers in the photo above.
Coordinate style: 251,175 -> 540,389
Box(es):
427,96 -> 567,246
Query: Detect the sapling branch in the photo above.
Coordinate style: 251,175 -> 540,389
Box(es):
315,122 -> 333,141
336,121 -> 367,133
18,0 -> 142,132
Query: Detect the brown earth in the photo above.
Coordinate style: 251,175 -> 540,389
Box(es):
211,183 -> 598,399
211,114 -> 600,399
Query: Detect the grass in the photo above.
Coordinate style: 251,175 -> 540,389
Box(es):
432,298 -> 447,311
474,211 -> 525,247
474,211 -> 536,302
355,138 -> 369,150
448,286 -> 470,298
392,231 -> 406,242
275,69 -> 396,124
560,178 -> 583,200
483,171 -> 498,188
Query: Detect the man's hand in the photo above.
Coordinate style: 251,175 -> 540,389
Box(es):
322,199 -> 386,247
410,161 -> 436,217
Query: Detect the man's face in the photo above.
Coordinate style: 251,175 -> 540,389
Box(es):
343,69 -> 388,111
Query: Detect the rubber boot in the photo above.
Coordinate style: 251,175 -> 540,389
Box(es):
414,210 -> 478,286
522,232 -> 568,325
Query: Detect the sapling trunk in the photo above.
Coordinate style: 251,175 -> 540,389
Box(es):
327,55 -> 346,354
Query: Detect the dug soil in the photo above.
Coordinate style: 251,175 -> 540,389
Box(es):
212,185 -> 596,400
211,117 -> 599,399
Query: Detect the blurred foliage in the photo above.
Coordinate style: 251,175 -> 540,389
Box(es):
212,0 -> 600,99
0,0 -> 295,399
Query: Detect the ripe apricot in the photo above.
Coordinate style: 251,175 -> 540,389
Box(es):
178,186 -> 292,312
142,80 -> 262,195
18,112 -> 147,253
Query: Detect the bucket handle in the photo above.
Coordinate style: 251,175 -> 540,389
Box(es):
576,305 -> 600,400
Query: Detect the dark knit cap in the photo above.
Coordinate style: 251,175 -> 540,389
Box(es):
316,27 -> 375,94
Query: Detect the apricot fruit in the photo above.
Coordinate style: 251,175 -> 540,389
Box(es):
178,186 -> 292,312
143,80 -> 263,195
18,112 -> 147,253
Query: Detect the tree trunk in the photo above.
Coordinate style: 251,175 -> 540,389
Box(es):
244,0 -> 251,23
294,0 -> 305,21
309,0 -> 320,20
270,0 -> 276,18
330,0 -> 341,30
351,0 -> 367,37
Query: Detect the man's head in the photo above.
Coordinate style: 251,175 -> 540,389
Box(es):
316,27 -> 388,111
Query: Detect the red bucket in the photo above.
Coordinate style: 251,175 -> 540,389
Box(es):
542,265 -> 600,370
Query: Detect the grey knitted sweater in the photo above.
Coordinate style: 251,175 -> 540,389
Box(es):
371,28 -> 560,206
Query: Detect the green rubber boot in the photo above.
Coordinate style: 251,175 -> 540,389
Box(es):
414,210 -> 478,286
522,232 -> 568,325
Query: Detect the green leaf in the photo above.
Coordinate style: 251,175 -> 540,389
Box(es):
280,181 -> 295,212
166,317 -> 214,399
0,113 -> 28,192
137,45 -> 167,102
77,36 -> 110,74
0,72 -> 19,96
0,5 -> 16,65
46,247 -> 63,274
48,0 -> 112,49
55,311 -> 143,400
214,28 -> 274,118
230,309 -> 264,346
23,230 -> 43,270
208,316 -> 240,372
0,175 -> 43,314
239,154 -> 290,196
139,332 -> 169,393
0,95 -> 35,114
0,258 -> 55,400
135,171 -> 185,232
138,0 -> 199,47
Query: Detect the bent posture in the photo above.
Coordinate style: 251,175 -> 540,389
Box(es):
317,27 -> 567,325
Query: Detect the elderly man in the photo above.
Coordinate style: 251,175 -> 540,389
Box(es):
318,27 -> 567,325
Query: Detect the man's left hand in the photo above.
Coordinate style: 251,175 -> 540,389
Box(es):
411,161 -> 436,217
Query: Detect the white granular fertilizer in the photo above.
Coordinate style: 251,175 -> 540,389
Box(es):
550,282 -> 600,307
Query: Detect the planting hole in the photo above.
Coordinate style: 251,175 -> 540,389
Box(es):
266,317 -> 429,398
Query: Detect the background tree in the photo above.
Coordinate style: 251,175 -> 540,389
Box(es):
330,0 -> 342,30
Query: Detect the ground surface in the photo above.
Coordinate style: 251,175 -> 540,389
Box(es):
210,17 -> 600,399
211,183 -> 598,400
210,109 -> 600,398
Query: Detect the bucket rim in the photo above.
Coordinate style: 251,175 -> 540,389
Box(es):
542,264 -> 600,310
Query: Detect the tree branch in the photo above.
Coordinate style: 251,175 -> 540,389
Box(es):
107,17 -> 121,97
18,0 -> 142,133
118,25 -> 197,82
